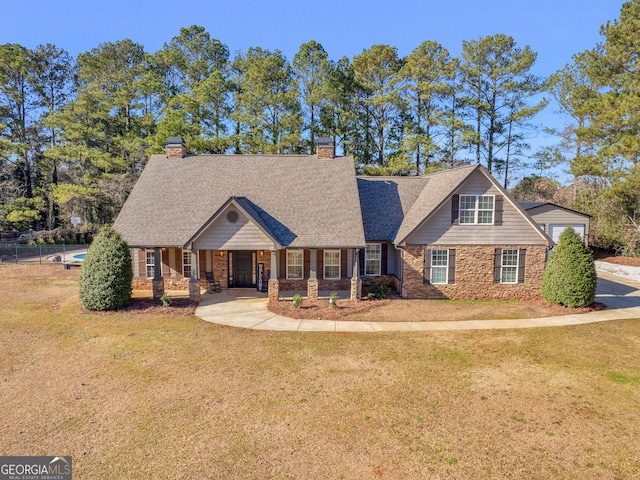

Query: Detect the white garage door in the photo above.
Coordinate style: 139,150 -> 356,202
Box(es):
550,224 -> 585,243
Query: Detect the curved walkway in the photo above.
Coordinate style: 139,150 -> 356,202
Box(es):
195,271 -> 640,332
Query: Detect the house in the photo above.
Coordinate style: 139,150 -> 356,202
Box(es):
113,137 -> 553,302
520,202 -> 590,245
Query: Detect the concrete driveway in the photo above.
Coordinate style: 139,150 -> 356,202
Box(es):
194,271 -> 640,332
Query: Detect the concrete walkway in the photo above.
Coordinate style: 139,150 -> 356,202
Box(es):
194,271 -> 640,332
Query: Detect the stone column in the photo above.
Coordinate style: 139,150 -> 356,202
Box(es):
268,249 -> 280,303
189,249 -> 200,302
152,247 -> 164,300
307,248 -> 318,301
350,248 -> 362,302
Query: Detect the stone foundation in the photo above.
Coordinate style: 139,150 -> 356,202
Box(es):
307,279 -> 318,300
268,280 -> 280,303
189,280 -> 200,302
350,278 -> 362,301
402,245 -> 547,300
152,279 -> 164,300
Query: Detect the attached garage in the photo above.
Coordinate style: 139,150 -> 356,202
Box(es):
521,202 -> 590,245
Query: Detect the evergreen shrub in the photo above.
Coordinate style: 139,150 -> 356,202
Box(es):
79,225 -> 133,311
542,228 -> 596,308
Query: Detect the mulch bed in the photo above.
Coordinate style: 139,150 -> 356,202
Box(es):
268,298 -> 391,321
592,247 -> 640,266
82,297 -> 197,316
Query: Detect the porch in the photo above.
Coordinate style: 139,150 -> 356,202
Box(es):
134,247 -> 363,302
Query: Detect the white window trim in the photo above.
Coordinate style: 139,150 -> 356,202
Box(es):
365,243 -> 381,276
286,249 -> 304,280
459,194 -> 495,225
430,248 -> 449,284
501,248 -> 519,284
323,249 -> 341,280
146,251 -> 155,279
182,250 -> 192,279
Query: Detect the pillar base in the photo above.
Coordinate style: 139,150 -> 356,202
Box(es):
152,278 -> 164,300
268,280 -> 280,303
307,278 -> 318,301
350,278 -> 362,302
189,280 -> 200,302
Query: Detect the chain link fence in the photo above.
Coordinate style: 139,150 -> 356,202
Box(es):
0,243 -> 90,265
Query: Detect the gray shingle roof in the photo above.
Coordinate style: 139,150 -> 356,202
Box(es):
520,201 -> 549,210
357,176 -> 428,241
520,201 -> 591,217
114,154 -> 365,248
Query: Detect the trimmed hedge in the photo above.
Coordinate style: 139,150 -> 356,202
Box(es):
79,226 -> 133,311
542,228 -> 596,308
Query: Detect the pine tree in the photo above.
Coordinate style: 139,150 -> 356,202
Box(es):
79,225 -> 133,311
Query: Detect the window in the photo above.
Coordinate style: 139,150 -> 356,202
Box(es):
501,249 -> 519,284
182,250 -> 192,278
459,195 -> 494,224
365,243 -> 381,276
431,249 -> 449,284
146,251 -> 155,278
324,250 -> 341,279
287,250 -> 303,279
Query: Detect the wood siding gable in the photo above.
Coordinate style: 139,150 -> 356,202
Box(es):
193,203 -> 277,251
405,170 -> 550,246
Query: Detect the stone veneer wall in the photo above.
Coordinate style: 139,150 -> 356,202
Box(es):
402,245 -> 547,300
278,279 -> 352,292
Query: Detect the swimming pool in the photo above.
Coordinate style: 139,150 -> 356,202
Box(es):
73,253 -> 87,260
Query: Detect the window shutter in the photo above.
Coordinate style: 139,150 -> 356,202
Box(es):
451,194 -> 459,225
279,251 -> 286,280
198,251 -> 206,279
518,249 -> 526,283
494,248 -> 502,283
495,195 -> 504,226
175,249 -> 183,275
341,249 -> 348,279
162,248 -> 169,269
424,248 -> 431,284
381,244 -> 388,275
359,249 -> 365,276
448,249 -> 456,284
304,249 -> 310,279
137,248 -> 146,278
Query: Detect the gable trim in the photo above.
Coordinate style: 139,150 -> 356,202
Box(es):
397,165 -> 553,247
185,197 -> 283,249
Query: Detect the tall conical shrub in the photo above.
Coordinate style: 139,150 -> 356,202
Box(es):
79,225 -> 133,310
542,227 -> 596,308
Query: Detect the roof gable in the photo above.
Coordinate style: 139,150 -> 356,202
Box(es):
521,202 -> 591,218
394,164 -> 479,244
396,165 -> 552,246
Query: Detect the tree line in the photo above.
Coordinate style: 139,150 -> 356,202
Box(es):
1,0 -> 639,254
0,27 -> 546,234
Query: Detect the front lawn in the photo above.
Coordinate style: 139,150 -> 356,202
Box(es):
1,265 -> 639,479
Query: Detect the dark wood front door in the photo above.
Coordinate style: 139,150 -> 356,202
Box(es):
233,251 -> 254,288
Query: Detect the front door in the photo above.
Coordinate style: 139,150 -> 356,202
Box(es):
233,251 -> 254,288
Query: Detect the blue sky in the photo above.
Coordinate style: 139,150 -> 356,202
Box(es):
3,0 -> 624,75
1,0 -> 628,183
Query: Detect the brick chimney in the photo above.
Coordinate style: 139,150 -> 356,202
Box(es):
166,136 -> 187,158
316,136 -> 335,159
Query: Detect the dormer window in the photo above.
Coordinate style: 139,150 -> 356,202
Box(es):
459,195 -> 494,225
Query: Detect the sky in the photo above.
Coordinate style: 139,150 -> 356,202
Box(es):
3,0 -> 624,75
1,0 -> 629,183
